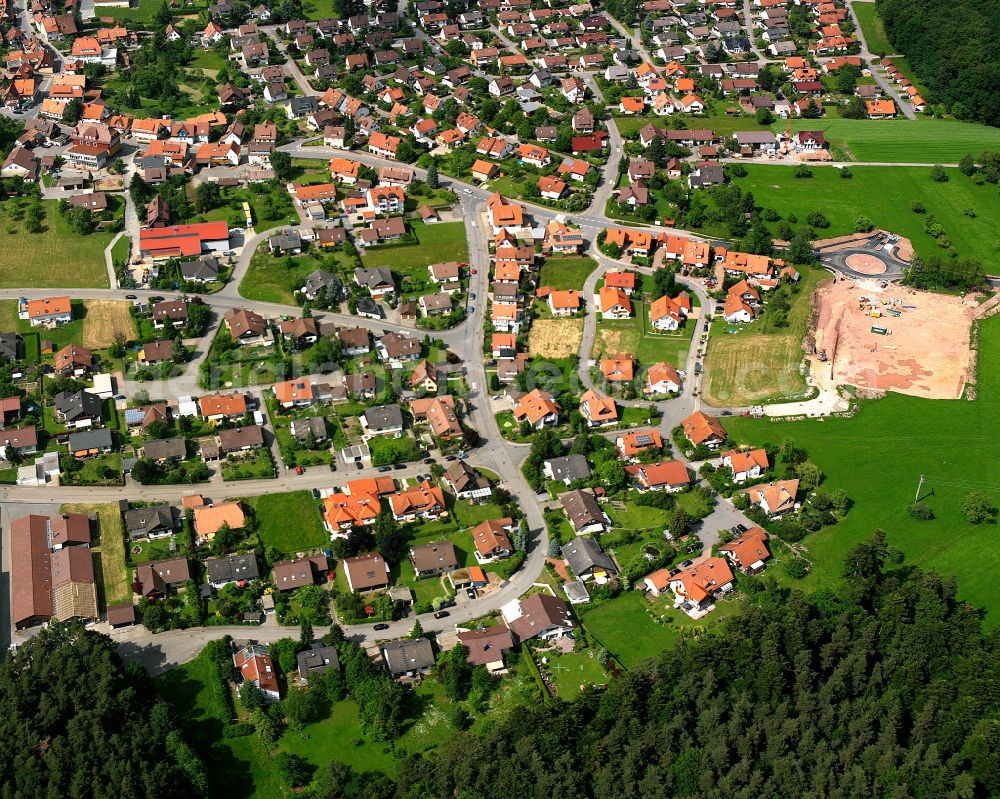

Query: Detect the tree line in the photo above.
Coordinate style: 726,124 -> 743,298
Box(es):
877,0 -> 1000,126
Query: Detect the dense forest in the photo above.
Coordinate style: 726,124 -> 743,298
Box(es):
877,0 -> 1000,126
0,625 -> 203,798
380,534 -> 998,799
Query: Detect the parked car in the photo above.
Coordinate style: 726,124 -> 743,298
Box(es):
124,294 -> 137,300
444,455 -> 457,462
423,457 -> 435,465
433,610 -> 450,619
295,466 -> 304,475
377,466 -> 392,472
373,623 -> 390,630
355,461 -> 364,470
721,410 -> 732,415
680,559 -> 693,568
736,523 -> 748,533
329,461 -> 337,471
394,463 -> 406,470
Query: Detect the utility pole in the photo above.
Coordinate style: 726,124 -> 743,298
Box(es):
915,474 -> 924,502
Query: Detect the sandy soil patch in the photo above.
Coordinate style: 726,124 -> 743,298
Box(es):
845,253 -> 886,275
595,326 -> 635,358
813,279 -> 976,399
82,300 -> 137,349
528,319 -> 584,358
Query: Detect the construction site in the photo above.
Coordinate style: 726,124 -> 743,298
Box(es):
812,278 -> 978,400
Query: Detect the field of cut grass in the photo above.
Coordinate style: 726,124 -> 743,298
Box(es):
731,164 -> 1000,266
722,313 -> 1000,626
361,222 -> 468,272
852,1 -> 894,56
779,118 -> 1000,163
704,267 -> 825,406
0,200 -> 115,287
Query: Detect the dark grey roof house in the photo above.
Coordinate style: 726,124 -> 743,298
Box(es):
124,505 -> 176,539
381,638 -> 435,677
562,536 -> 618,579
297,644 -> 340,683
206,553 -> 260,586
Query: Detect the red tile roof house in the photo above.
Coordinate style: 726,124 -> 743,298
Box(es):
682,410 -> 727,450
472,518 -> 515,564
625,460 -> 691,493
718,527 -> 770,574
668,557 -> 735,616
720,447 -> 769,483
234,643 -> 280,703
743,479 -> 799,517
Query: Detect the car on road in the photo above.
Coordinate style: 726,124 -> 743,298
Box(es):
736,523 -> 748,533
679,559 -> 693,568
329,461 -> 337,471
469,292 -> 476,300
468,306 -> 474,313
423,458 -> 435,465
444,455 -> 456,461
224,250 -> 236,256
433,610 -> 450,619
471,268 -> 476,274
377,466 -> 392,472
124,294 -> 137,300
393,463 -> 406,470
463,188 -> 472,194
373,623 -> 390,630
721,410 -> 732,415
295,466 -> 304,475
149,296 -> 164,303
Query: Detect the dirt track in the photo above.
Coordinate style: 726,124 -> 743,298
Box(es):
814,279 -> 976,399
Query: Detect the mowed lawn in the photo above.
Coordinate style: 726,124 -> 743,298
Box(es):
731,165 -> 1000,265
538,255 -> 598,290
246,491 -> 327,554
852,1 -> 894,55
704,267 -> 825,406
779,118 -> 1000,163
0,200 -> 115,287
361,221 -> 468,272
723,314 -> 1000,626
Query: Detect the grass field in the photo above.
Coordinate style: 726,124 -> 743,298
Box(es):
81,300 -> 136,349
246,491 -> 327,554
239,252 -> 329,305
704,267 -> 825,406
540,649 -> 608,697
0,201 -> 114,287
731,164 -> 1000,266
852,1 -> 894,56
582,591 -> 744,668
779,118 -> 1000,163
615,114 -> 768,139
361,222 -> 468,272
62,502 -> 128,608
538,256 -> 598,290
722,313 -> 1000,626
